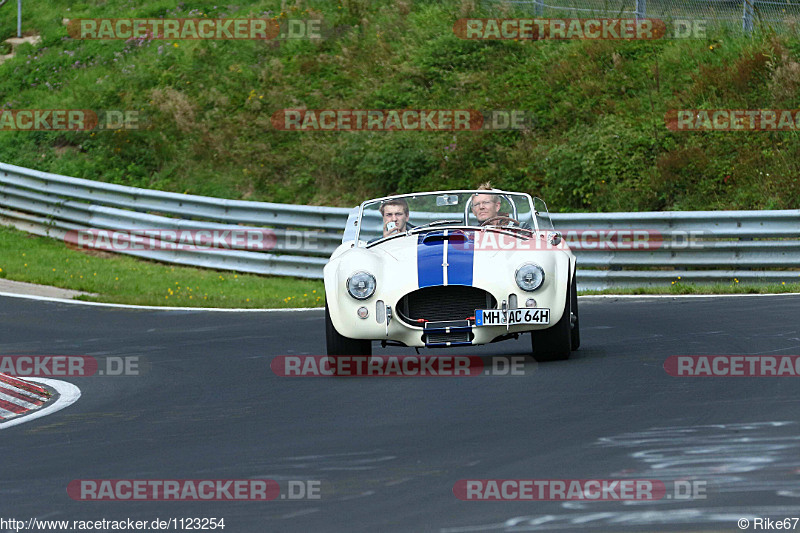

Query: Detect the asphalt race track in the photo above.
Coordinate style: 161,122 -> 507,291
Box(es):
2,294 -> 800,532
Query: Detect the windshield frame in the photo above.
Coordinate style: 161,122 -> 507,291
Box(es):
351,190 -> 544,246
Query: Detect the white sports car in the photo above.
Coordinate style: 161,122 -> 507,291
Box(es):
324,190 -> 579,361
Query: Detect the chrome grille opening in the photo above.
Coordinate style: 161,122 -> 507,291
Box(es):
398,286 -> 496,324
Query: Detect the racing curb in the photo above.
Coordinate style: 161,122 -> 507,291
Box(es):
0,373 -> 54,422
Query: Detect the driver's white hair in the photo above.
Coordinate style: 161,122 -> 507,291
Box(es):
473,182 -> 500,203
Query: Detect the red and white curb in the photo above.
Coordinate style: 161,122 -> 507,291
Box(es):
0,374 -> 80,429
0,373 -> 51,420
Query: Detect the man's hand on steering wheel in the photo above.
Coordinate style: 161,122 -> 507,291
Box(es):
480,215 -> 520,227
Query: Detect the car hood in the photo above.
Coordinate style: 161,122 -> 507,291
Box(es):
368,229 -> 479,287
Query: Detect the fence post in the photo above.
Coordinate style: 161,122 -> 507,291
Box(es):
636,0 -> 646,19
742,0 -> 754,32
17,0 -> 22,37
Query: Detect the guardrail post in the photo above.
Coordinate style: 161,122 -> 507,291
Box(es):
17,0 -> 22,37
635,0 -> 646,20
534,0 -> 543,16
742,0 -> 754,32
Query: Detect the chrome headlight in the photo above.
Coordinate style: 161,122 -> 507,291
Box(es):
515,263 -> 545,292
346,271 -> 376,300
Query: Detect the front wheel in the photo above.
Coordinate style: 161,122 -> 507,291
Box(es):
531,278 -> 572,362
325,302 -> 372,357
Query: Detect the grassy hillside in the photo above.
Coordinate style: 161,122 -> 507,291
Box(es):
1,0 -> 799,212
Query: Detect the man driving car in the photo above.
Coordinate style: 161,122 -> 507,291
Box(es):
471,191 -> 502,223
471,182 -> 531,229
471,182 -> 506,223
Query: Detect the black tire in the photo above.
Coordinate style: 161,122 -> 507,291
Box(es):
531,276 -> 572,362
325,302 -> 371,357
570,271 -> 581,351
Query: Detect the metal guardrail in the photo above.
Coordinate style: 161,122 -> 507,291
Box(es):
1,161 -> 799,290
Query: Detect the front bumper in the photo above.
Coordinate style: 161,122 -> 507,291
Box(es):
385,317 -> 550,348
333,290 -> 563,348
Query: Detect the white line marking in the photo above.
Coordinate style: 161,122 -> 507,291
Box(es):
0,378 -> 80,430
579,292 -> 800,300
442,229 -> 449,286
0,291 -> 323,312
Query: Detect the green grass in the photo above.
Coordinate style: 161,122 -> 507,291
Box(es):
0,0 -> 798,212
0,225 -> 324,307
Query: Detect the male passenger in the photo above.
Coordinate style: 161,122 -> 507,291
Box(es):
380,198 -> 410,237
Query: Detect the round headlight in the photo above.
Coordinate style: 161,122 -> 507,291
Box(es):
515,263 -> 545,292
347,271 -> 376,300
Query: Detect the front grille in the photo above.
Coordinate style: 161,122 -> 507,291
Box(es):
399,286 -> 496,324
424,331 -> 471,345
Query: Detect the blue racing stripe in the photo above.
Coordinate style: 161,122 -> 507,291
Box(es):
447,231 -> 474,286
417,233 -> 444,288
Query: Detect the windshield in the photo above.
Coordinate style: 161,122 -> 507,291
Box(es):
348,190 -> 547,246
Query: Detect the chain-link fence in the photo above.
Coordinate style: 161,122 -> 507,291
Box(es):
483,0 -> 636,18
481,0 -> 800,32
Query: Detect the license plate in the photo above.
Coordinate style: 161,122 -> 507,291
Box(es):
475,308 -> 550,326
